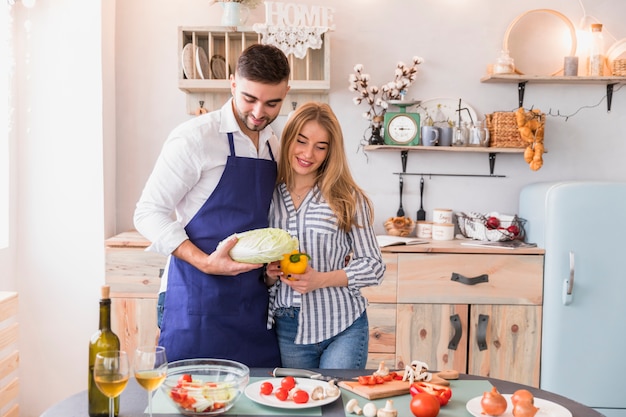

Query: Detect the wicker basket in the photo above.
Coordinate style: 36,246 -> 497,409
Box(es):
456,211 -> 526,242
612,59 -> 626,76
485,112 -> 526,148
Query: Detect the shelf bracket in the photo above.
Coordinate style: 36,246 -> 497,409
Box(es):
517,81 -> 527,108
607,83 -> 617,112
489,152 -> 496,175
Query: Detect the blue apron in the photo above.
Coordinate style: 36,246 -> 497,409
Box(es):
159,132 -> 281,367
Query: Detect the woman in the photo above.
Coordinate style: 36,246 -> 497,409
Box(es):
265,102 -> 385,369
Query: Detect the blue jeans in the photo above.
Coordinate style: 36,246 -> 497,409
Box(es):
274,307 -> 369,369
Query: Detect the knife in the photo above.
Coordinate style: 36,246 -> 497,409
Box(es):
272,367 -> 345,383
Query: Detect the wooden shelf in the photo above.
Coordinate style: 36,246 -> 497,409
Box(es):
481,74 -> 625,110
363,145 -> 526,177
481,74 -> 626,84
364,145 -> 524,153
178,26 -> 331,114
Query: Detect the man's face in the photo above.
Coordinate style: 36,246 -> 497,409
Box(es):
230,74 -> 290,134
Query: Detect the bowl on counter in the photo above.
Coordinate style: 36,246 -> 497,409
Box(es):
160,358 -> 250,416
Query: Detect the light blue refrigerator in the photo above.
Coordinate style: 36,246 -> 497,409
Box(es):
519,181 -> 626,417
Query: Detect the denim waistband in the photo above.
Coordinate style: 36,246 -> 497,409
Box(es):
274,306 -> 300,318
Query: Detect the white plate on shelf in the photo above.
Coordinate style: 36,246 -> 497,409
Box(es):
195,47 -> 210,80
466,394 -> 573,417
244,377 -> 340,409
210,55 -> 229,79
415,98 -> 479,127
607,38 -> 626,66
181,43 -> 197,79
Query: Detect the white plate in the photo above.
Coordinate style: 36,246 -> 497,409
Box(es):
244,377 -> 340,409
415,98 -> 479,127
181,43 -> 196,79
195,47 -> 210,80
210,55 -> 229,79
607,38 -> 626,65
503,9 -> 576,76
466,394 -> 573,417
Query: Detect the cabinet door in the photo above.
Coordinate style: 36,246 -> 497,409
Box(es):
396,303 -> 469,373
111,297 -> 159,355
468,304 -> 541,387
366,303 -> 397,369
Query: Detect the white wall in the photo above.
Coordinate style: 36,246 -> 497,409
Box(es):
115,0 -> 626,236
5,1 -> 107,416
2,0 -> 625,416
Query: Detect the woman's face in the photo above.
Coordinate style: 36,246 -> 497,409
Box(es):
289,120 -> 329,178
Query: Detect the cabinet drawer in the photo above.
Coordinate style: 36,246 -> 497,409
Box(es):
397,254 -> 543,305
106,248 -> 165,297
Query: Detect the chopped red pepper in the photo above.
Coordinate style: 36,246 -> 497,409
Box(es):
410,381 -> 453,406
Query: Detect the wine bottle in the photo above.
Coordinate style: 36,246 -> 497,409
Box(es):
88,285 -> 121,417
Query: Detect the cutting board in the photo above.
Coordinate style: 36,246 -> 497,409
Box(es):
338,380 -> 411,400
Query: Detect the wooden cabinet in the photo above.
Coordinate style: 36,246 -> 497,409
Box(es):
0,292 -> 18,417
362,242 -> 544,387
105,231 -> 164,355
178,26 -> 330,115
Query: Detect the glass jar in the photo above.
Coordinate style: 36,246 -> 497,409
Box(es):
494,50 -> 515,74
469,120 -> 490,147
588,23 -> 605,76
452,121 -> 469,147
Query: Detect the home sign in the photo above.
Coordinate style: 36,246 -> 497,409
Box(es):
262,1 -> 335,29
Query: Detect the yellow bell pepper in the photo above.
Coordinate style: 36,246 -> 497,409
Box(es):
280,250 -> 311,275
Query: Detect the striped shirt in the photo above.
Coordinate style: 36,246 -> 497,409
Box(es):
267,183 -> 386,344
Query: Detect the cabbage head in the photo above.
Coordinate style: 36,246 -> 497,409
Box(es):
227,227 -> 299,263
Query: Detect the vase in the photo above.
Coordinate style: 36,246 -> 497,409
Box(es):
220,2 -> 249,26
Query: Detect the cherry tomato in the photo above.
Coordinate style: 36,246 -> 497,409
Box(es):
259,381 -> 273,395
293,390 -> 310,404
274,387 -> 289,401
280,376 -> 296,391
410,392 -> 441,417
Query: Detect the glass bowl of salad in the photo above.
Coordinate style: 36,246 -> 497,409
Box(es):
160,358 -> 250,415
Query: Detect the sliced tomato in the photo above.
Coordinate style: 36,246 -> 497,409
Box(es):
177,374 -> 192,384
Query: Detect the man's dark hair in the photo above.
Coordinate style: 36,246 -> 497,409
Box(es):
236,44 -> 290,84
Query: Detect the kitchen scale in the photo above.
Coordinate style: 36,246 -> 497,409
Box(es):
383,100 -> 421,146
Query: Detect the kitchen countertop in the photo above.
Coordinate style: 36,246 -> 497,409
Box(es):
381,238 -> 545,255
41,368 -> 600,417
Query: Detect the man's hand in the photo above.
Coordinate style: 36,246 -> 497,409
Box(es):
172,236 -> 263,276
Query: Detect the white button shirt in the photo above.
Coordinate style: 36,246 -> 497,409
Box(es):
133,99 -> 280,293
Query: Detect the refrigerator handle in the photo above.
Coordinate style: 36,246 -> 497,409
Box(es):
562,251 -> 575,305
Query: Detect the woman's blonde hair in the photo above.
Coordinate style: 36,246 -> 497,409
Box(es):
277,102 -> 373,232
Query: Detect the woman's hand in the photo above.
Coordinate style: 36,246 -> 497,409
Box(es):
280,265 -> 323,294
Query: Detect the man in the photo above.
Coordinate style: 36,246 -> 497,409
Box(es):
134,44 -> 290,366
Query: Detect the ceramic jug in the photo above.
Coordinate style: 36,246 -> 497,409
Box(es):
221,2 -> 250,26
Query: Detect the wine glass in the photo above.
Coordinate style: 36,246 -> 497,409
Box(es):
93,350 -> 130,417
133,346 -> 167,417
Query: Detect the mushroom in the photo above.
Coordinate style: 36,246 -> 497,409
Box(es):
345,398 -> 363,415
373,361 -> 389,377
377,400 -> 397,417
310,385 -> 326,401
325,379 -> 340,397
362,402 -> 378,417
